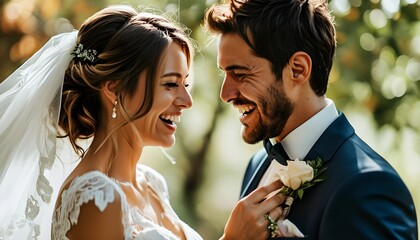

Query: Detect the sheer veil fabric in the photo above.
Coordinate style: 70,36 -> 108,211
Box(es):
0,31 -> 80,239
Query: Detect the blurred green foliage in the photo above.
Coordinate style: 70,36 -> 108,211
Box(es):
1,0 -> 419,239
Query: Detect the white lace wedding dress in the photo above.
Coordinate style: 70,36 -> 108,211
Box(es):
51,164 -> 203,240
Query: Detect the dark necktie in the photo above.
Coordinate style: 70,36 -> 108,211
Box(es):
263,139 -> 290,165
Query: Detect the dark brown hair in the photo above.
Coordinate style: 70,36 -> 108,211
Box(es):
59,5 -> 193,155
205,0 -> 336,96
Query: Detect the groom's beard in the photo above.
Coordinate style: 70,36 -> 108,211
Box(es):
243,83 -> 293,144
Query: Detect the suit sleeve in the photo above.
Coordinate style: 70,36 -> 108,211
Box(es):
318,170 -> 417,240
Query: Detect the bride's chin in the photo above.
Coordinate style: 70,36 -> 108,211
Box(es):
159,138 -> 176,148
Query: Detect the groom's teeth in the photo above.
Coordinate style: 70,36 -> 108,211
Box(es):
238,105 -> 254,115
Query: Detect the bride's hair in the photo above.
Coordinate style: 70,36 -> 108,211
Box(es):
58,5 -> 193,155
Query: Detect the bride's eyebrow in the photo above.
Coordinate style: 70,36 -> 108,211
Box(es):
161,72 -> 182,78
161,72 -> 189,79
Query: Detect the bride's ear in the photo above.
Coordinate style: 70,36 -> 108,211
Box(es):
101,81 -> 118,104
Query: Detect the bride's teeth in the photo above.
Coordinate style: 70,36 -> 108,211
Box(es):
160,114 -> 181,123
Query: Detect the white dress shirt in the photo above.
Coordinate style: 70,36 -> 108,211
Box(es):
258,99 -> 338,187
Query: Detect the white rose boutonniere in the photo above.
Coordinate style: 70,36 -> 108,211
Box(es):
276,157 -> 327,218
278,160 -> 314,191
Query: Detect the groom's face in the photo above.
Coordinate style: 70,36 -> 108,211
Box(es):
217,33 -> 294,144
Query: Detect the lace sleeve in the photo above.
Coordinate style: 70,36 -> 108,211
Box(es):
52,171 -> 129,240
137,164 -> 170,202
136,164 -> 204,240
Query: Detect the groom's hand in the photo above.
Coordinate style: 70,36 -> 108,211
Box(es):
220,180 -> 286,240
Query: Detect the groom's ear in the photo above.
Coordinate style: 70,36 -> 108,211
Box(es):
287,51 -> 312,84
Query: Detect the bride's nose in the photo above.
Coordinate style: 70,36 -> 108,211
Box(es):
175,87 -> 193,109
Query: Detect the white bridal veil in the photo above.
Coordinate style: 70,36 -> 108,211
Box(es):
0,31 -> 79,239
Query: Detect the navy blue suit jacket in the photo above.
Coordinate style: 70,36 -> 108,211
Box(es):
240,113 -> 418,239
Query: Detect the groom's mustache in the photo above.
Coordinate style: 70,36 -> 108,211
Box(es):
232,97 -> 254,106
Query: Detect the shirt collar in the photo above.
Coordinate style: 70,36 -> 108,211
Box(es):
270,99 -> 338,160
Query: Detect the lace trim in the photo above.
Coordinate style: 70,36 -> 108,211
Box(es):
138,165 -> 203,240
138,164 -> 169,201
0,216 -> 42,240
0,31 -> 78,240
2,108 -> 59,240
51,166 -> 202,240
52,171 -> 126,240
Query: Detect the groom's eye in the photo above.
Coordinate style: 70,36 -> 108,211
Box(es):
229,70 -> 246,79
233,72 -> 245,78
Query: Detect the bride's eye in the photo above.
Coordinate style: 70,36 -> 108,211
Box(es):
161,82 -> 179,88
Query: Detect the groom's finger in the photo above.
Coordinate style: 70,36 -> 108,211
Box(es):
246,180 -> 283,204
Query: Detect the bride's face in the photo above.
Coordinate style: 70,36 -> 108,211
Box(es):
125,42 -> 192,148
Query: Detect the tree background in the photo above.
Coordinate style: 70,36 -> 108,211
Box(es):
1,0 -> 419,238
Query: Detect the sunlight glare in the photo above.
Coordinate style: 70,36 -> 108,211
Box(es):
381,0 -> 400,17
410,36 -> 420,55
330,0 -> 351,16
370,9 -> 387,29
406,59 -> 420,81
391,76 -> 407,98
360,32 -> 376,51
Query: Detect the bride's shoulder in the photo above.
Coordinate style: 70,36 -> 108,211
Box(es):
53,171 -> 127,239
57,170 -> 124,213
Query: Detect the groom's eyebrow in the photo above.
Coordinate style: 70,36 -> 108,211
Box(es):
219,64 -> 251,71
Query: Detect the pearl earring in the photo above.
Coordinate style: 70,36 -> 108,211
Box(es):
112,100 -> 117,119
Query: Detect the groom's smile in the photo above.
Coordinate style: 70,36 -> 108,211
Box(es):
217,33 -> 294,144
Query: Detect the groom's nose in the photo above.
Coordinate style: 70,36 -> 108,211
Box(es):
220,75 -> 239,103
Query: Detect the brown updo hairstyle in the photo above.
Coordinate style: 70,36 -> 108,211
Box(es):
59,5 -> 194,155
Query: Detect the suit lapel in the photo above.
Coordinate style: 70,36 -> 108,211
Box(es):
240,113 -> 354,199
240,151 -> 270,198
304,112 -> 355,162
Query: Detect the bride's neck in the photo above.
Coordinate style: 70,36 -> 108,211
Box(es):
82,128 -> 143,185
